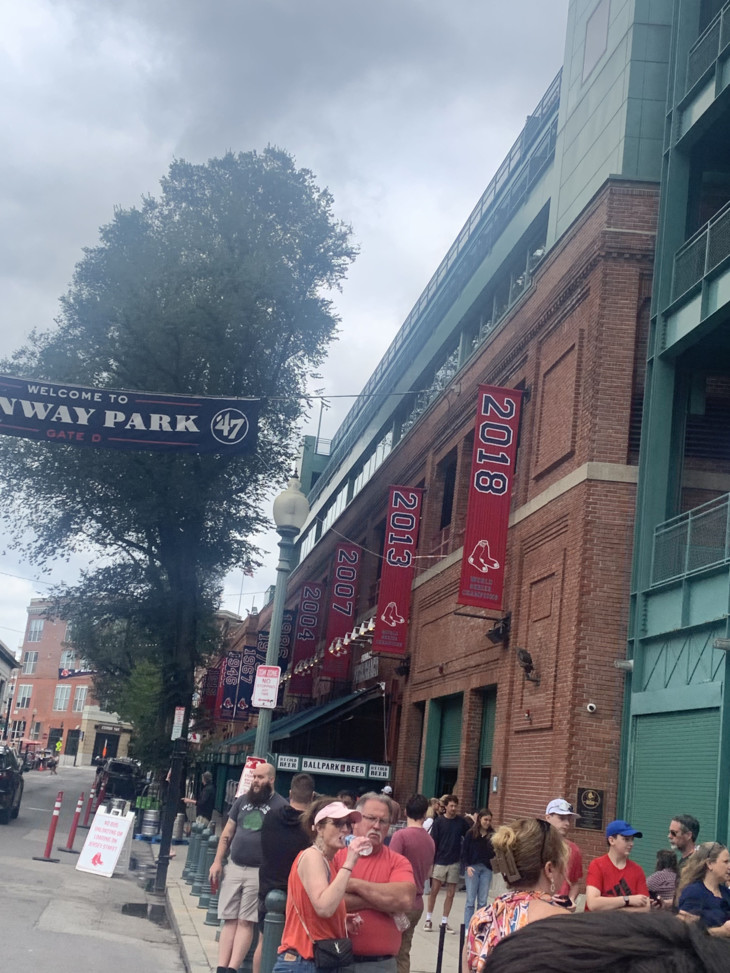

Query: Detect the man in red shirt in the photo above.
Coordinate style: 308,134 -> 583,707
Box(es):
545,798 -> 583,904
585,819 -> 650,913
333,792 -> 416,973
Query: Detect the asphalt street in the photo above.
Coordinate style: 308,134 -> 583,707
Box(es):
0,761 -> 184,973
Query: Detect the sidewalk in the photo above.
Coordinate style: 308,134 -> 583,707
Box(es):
165,852 -> 470,973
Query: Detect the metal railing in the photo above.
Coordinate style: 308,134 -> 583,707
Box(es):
671,198 -> 730,302
651,493 -> 730,585
685,1 -> 730,94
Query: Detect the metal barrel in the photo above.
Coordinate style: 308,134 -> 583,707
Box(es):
172,812 -> 186,841
141,809 -> 160,836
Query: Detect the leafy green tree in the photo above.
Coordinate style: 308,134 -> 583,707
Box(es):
0,148 -> 356,746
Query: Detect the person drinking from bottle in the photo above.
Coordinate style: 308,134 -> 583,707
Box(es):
273,799 -> 369,973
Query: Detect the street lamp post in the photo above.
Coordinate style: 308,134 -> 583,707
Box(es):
253,476 -> 310,760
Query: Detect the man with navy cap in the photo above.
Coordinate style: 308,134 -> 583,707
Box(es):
585,819 -> 650,912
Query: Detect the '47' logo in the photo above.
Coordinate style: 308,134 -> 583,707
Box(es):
211,408 -> 250,445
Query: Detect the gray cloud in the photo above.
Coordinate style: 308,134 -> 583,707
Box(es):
0,0 -> 569,630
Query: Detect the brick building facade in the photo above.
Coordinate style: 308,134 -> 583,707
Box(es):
7,598 -> 130,765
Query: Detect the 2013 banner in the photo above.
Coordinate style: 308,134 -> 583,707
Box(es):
289,582 -> 326,695
0,374 -> 258,454
458,384 -> 523,611
321,543 -> 362,680
372,486 -> 423,656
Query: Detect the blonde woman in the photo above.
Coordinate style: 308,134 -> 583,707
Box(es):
463,818 -> 568,972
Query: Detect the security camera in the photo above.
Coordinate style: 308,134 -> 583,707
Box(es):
586,702 -> 597,714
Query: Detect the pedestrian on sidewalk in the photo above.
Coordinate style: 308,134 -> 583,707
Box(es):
332,792 -> 416,973
463,818 -> 569,971
272,799 -> 370,973
462,808 -> 495,929
423,794 -> 468,934
389,794 -> 435,973
209,762 -> 287,973
544,798 -> 582,908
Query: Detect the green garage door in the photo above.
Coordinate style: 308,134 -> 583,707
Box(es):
627,709 -> 719,872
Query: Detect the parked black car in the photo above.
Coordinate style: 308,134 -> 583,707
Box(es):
0,745 -> 23,824
100,757 -> 145,802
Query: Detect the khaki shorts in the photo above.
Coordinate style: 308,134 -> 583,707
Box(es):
218,862 -> 259,922
432,862 -> 460,885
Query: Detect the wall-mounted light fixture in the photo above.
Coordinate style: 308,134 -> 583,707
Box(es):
516,647 -> 540,684
486,612 -> 511,645
394,656 -> 411,678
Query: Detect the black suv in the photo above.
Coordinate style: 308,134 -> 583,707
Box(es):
101,757 -> 144,801
0,745 -> 23,824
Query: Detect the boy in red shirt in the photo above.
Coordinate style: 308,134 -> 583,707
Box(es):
585,819 -> 650,913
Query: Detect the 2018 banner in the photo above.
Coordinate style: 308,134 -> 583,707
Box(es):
0,374 -> 258,454
372,486 -> 423,656
289,582 -> 326,695
458,384 -> 523,611
321,543 -> 362,680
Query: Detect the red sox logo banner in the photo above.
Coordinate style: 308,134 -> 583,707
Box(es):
289,583 -> 326,695
321,543 -> 362,680
458,384 -> 523,611
372,486 -> 423,656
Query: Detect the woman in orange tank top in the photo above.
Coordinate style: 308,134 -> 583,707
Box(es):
274,798 -> 371,973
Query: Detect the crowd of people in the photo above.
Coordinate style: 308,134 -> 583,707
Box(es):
204,768 -> 730,973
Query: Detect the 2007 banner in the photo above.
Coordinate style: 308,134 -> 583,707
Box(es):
458,384 -> 523,611
372,486 -> 423,656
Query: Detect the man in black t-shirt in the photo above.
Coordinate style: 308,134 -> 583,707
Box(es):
423,795 -> 468,933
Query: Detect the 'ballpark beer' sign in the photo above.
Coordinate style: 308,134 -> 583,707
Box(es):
372,486 -> 423,656
0,374 -> 258,454
458,384 -> 523,611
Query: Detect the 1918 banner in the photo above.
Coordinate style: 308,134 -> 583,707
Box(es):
458,384 -> 523,611
372,486 -> 423,656
321,543 -> 361,680
0,374 -> 258,454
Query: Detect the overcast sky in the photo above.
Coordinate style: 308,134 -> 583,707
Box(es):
0,0 -> 569,655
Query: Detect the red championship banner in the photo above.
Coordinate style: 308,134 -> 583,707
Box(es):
321,543 -> 362,680
372,486 -> 423,655
459,384 -> 523,611
289,583 -> 326,695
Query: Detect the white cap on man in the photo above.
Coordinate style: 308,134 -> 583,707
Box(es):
545,798 -> 580,818
381,785 -> 393,795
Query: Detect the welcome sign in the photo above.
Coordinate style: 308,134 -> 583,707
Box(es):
0,374 -> 258,454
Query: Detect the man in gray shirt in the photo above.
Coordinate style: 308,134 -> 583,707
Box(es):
210,762 -> 287,973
